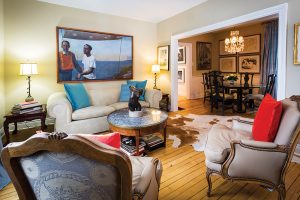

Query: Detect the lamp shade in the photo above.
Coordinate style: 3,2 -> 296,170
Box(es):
152,64 -> 160,73
20,63 -> 38,75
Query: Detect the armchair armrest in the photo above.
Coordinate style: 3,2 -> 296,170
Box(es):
47,92 -> 73,131
232,117 -> 254,133
222,140 -> 288,185
144,89 -> 162,109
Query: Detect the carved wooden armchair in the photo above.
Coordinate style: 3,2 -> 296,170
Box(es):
1,132 -> 162,200
204,98 -> 300,200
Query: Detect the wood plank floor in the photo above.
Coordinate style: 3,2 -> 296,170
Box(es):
1,98 -> 300,200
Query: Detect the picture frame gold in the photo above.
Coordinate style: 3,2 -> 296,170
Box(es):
158,45 -> 170,70
294,23 -> 300,65
219,57 -> 237,73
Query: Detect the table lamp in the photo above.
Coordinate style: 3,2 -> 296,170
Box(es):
152,64 -> 160,90
20,63 -> 38,102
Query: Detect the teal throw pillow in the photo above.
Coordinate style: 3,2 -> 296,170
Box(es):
64,83 -> 91,110
127,80 -> 147,100
119,82 -> 137,102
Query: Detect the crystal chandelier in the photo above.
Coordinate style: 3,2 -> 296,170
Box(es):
225,30 -> 244,53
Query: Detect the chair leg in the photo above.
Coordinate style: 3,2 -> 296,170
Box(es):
276,185 -> 286,200
206,168 -> 213,197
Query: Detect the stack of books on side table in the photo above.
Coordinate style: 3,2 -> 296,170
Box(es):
12,101 -> 42,114
142,134 -> 164,151
121,137 -> 146,156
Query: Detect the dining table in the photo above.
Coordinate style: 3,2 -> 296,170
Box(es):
223,82 -> 264,113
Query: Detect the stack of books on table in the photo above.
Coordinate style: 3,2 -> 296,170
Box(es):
12,101 -> 42,114
121,137 -> 146,156
142,134 -> 164,151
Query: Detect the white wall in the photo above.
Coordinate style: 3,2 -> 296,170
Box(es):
0,0 -> 5,125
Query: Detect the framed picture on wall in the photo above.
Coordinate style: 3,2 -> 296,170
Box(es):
219,57 -> 237,73
219,40 -> 236,56
178,46 -> 186,64
158,45 -> 170,70
238,55 -> 261,73
240,34 -> 261,54
56,26 -> 133,83
196,42 -> 212,70
294,23 -> 300,64
178,68 -> 185,83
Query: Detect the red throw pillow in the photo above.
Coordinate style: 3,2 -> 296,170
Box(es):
252,94 -> 282,142
80,132 -> 121,149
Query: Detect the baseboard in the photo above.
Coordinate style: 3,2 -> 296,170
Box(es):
0,117 -> 55,138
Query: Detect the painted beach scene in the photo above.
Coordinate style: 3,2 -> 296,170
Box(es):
57,27 -> 133,82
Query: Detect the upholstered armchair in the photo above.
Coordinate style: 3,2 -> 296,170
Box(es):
1,132 -> 163,200
204,98 -> 300,200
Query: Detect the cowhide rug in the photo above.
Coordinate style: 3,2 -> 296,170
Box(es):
167,114 -> 236,151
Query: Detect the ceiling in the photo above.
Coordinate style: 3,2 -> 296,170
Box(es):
38,0 -> 208,23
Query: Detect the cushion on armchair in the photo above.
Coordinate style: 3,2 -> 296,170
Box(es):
78,132 -> 121,149
252,94 -> 282,142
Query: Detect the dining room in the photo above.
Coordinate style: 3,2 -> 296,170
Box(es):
177,14 -> 279,115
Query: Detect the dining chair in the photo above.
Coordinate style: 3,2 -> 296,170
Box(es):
245,74 -> 277,110
209,74 -> 234,115
230,73 -> 254,96
202,73 -> 211,103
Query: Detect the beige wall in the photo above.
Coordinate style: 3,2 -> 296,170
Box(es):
3,0 -> 157,113
158,0 -> 300,97
0,0 -> 5,125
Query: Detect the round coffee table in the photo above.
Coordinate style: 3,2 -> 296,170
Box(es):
107,108 -> 168,155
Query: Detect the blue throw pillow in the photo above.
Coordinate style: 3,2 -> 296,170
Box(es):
64,83 -> 91,110
119,82 -> 137,102
127,80 -> 147,100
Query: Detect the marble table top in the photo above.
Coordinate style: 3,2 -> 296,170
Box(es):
107,108 -> 168,129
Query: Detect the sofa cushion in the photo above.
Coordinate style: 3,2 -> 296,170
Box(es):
72,106 -> 115,121
78,132 -> 121,149
204,124 -> 252,164
109,101 -> 150,110
252,94 -> 282,142
127,80 -> 147,101
64,83 -> 91,110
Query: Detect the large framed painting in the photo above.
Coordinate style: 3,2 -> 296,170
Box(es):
196,42 -> 212,70
240,34 -> 261,54
238,55 -> 261,73
178,46 -> 186,64
158,45 -> 170,70
219,40 -> 236,56
294,23 -> 300,64
219,57 -> 237,73
56,27 -> 133,83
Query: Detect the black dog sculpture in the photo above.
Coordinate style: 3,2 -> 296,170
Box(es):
128,86 -> 144,111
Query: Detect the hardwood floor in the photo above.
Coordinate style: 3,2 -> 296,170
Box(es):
1,98 -> 299,200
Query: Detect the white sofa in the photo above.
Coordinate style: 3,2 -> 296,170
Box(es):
47,85 -> 162,134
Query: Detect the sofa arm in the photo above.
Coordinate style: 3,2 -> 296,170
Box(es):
144,89 -> 162,109
223,141 -> 288,185
47,92 -> 73,131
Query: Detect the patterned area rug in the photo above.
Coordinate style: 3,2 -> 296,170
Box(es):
167,114 -> 236,151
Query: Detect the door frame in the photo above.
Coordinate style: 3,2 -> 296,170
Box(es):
170,3 -> 288,111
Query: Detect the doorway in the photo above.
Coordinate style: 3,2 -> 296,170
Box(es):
170,3 -> 288,112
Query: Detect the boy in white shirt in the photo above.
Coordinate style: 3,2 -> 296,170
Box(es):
77,44 -> 96,80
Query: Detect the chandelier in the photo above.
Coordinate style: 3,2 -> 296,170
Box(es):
225,30 -> 244,53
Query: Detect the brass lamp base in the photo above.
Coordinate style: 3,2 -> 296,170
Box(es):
25,96 -> 34,102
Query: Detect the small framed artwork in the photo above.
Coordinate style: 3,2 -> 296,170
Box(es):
294,23 -> 300,64
238,55 -> 261,73
178,46 -> 186,64
56,26 -> 133,83
196,42 -> 212,70
219,57 -> 237,73
219,40 -> 236,56
178,68 -> 185,83
240,34 -> 261,54
158,45 -> 170,70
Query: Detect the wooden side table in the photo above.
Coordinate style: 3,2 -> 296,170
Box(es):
3,104 -> 47,146
159,93 -> 170,112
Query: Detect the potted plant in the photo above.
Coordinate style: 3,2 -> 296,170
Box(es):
225,74 -> 238,85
